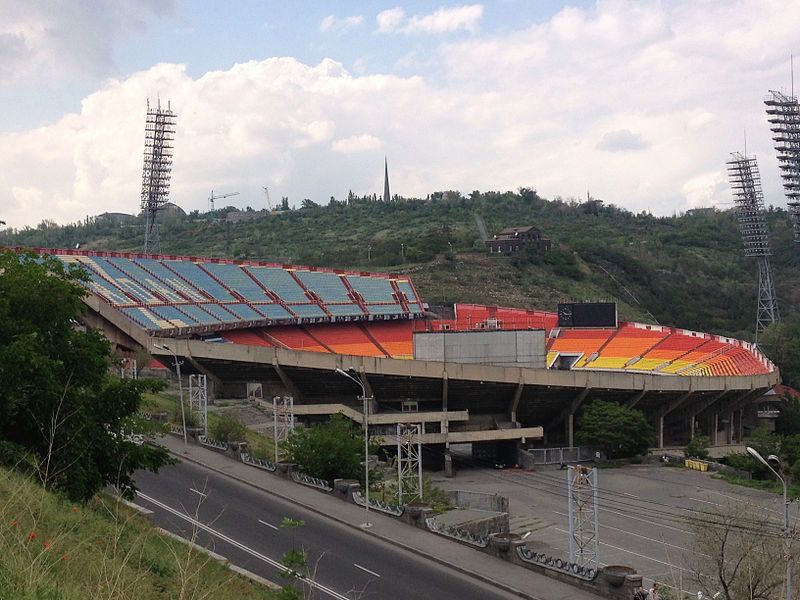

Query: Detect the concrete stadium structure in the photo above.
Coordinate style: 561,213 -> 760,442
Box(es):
29,248 -> 781,460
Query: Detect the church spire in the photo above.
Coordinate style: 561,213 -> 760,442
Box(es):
383,156 -> 391,202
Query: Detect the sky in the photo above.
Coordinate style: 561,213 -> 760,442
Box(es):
1,0 -> 799,229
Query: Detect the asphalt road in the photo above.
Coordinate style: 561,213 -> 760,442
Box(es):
134,461 -> 522,600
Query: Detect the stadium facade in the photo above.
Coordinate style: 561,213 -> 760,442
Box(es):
25,247 -> 780,460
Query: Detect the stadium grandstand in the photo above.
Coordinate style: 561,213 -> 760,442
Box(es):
20,247 -> 781,463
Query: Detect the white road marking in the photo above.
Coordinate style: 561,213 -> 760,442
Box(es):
551,510 -> 690,552
623,492 -> 640,499
554,528 -> 688,571
138,492 -> 351,600
689,497 -> 720,506
353,563 -> 381,577
190,488 -> 208,498
258,519 -> 279,531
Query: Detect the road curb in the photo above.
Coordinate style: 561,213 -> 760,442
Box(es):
163,446 -> 545,600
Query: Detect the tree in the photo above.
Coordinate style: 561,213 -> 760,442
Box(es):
0,250 -> 171,502
284,413 -> 378,485
688,501 -> 798,600
210,414 -> 248,442
575,400 -> 652,459
760,320 -> 800,389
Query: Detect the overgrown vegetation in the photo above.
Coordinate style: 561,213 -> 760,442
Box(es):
5,190 -> 800,343
0,464 -> 273,599
684,435 -> 710,460
576,400 -> 653,459
0,250 -> 170,502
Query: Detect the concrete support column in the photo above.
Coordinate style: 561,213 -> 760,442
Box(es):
713,413 -> 719,445
657,413 -> 665,449
738,408 -> 744,443
690,414 -> 696,440
727,411 -> 734,444
566,413 -> 575,448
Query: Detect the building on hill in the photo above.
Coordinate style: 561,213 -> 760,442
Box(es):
485,225 -> 551,255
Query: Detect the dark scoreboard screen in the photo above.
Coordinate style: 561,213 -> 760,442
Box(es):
557,302 -> 618,328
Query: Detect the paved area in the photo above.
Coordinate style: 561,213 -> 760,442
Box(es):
152,434 -> 601,600
432,447 -> 798,596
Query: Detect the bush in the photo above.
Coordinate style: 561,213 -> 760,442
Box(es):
575,400 -> 653,459
209,414 -> 248,442
685,435 -> 710,460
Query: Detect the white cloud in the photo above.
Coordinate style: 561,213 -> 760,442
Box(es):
376,7 -> 405,33
0,0 -> 175,83
319,14 -> 364,33
331,134 -> 383,153
2,0 -> 800,229
377,5 -> 483,35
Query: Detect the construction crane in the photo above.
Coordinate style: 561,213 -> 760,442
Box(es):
208,190 -> 240,213
262,186 -> 273,211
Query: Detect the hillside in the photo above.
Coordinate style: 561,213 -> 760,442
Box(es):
0,463 -> 272,600
3,190 -> 799,340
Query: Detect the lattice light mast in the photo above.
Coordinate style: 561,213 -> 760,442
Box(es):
765,91 -> 800,241
396,424 -> 423,504
567,465 -> 599,569
726,152 -> 780,342
141,99 -> 176,254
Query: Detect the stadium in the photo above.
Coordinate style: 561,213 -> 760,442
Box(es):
28,246 -> 780,463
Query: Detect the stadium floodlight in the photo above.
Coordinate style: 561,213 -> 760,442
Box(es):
746,446 -> 791,599
154,343 -> 188,448
334,367 -> 372,528
726,153 -> 779,342
765,91 -> 800,242
141,99 -> 177,254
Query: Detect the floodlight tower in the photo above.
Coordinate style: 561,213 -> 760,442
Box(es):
726,152 -> 780,342
765,91 -> 800,241
141,99 -> 177,254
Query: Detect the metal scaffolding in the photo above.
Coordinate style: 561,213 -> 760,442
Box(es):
397,424 -> 423,504
726,153 -> 780,342
188,374 -> 208,437
567,465 -> 599,569
141,98 -> 176,254
765,91 -> 800,241
271,395 -> 295,461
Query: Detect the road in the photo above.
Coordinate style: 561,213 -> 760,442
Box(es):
435,452 -> 798,594
134,461 -> 524,600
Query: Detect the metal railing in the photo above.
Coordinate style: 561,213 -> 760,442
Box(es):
198,435 -> 229,451
352,491 -> 404,516
425,517 -> 489,548
517,545 -> 597,580
240,452 -> 277,472
290,471 -> 332,492
525,446 -> 596,465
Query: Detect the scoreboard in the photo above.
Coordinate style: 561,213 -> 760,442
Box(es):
557,302 -> 618,328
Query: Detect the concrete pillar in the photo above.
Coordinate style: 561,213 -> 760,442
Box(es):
658,414 -> 665,449
444,452 -> 454,478
566,413 -> 575,448
728,411 -> 734,444
713,412 -> 719,445
738,408 -> 744,443
690,414 -> 695,440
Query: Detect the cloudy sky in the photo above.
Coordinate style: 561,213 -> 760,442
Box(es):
1,0 -> 798,228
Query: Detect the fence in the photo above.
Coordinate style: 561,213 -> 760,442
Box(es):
352,491 -> 404,516
198,435 -> 229,451
240,452 -> 277,472
446,490 -> 508,513
290,471 -> 333,492
523,446 -> 596,465
425,516 -> 489,548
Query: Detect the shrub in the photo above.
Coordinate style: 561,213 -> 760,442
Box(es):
209,414 -> 248,442
685,435 -> 710,460
576,400 -> 653,459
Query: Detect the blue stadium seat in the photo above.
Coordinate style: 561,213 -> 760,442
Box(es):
150,305 -> 196,328
245,266 -> 309,303
253,303 -> 293,320
325,304 -> 365,317
366,303 -> 405,315
88,257 -> 160,304
295,271 -> 351,303
225,302 -> 265,321
202,263 -> 272,301
287,304 -> 327,318
200,303 -> 241,323
134,258 -> 208,302
178,304 -> 226,325
163,260 -> 235,301
106,256 -> 185,303
346,275 -> 395,303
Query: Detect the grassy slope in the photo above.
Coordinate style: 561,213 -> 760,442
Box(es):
0,463 -> 273,600
5,191 -> 800,339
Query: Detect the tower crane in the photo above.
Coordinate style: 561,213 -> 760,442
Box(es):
208,190 -> 240,213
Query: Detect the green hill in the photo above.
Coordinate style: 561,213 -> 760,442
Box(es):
0,463 -> 272,600
4,190 -> 799,340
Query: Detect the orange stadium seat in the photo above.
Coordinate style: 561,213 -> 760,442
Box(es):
584,325 -> 668,370
364,321 -> 415,358
303,323 -> 385,357
223,329 -> 273,347
261,326 -> 330,353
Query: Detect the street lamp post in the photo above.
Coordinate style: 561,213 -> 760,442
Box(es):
155,343 -> 188,448
335,367 -> 372,528
747,446 -> 792,600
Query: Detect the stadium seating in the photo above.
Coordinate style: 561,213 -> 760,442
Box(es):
364,321 -> 414,358
162,260 -> 235,301
245,266 -> 309,303
305,323 -> 385,357
201,262 -> 272,301
346,275 -> 396,303
223,329 -> 273,347
396,280 -> 424,313
105,256 -> 186,303
296,270 -> 351,303
134,258 -> 209,302
583,325 -> 668,370
262,326 -> 330,352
